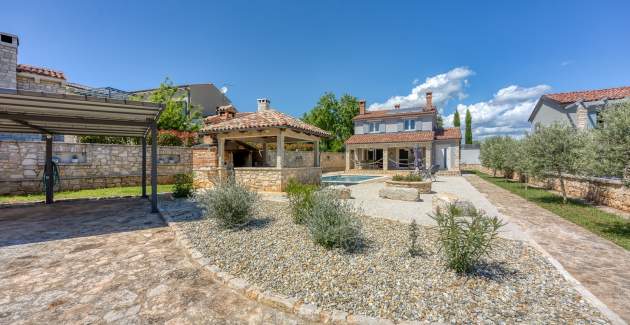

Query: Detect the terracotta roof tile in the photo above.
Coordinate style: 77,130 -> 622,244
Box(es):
202,110 -> 331,138
353,108 -> 435,121
345,127 -> 461,144
17,64 -> 66,80
544,86 -> 630,104
435,127 -> 462,140
345,131 -> 435,144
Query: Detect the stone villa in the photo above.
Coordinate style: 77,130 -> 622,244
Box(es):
345,92 -> 461,174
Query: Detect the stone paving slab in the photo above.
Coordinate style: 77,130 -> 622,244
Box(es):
0,198 -> 304,324
465,174 -> 630,324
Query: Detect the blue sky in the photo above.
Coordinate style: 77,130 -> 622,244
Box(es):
5,0 -> 630,138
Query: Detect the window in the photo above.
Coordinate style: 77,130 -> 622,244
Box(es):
403,119 -> 416,131
368,122 -> 380,133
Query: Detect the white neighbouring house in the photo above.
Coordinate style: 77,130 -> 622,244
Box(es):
528,86 -> 630,130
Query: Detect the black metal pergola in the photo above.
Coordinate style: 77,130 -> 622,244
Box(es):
0,89 -> 165,212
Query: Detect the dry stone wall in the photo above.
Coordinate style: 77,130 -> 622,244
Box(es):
0,141 -> 192,195
461,164 -> 629,212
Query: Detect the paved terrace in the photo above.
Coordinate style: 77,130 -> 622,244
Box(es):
0,198 -> 304,324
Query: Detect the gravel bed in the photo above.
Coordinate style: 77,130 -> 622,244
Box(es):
166,199 -> 608,323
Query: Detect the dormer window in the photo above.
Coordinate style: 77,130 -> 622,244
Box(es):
404,119 -> 416,131
368,122 -> 380,133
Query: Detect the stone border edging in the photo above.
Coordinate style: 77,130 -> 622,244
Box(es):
158,207 -> 423,325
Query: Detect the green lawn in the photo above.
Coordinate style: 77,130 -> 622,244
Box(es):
0,184 -> 174,204
473,171 -> 630,250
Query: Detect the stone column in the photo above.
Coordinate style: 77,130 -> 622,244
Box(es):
314,140 -> 320,167
383,147 -> 389,171
425,144 -> 432,168
345,149 -> 351,171
218,137 -> 225,168
276,131 -> 285,169
262,142 -> 267,167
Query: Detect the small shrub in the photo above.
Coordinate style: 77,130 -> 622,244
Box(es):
392,173 -> 424,182
409,220 -> 421,256
158,133 -> 184,146
195,179 -> 258,229
430,203 -> 504,273
307,190 -> 362,251
172,173 -> 194,198
286,178 -> 319,224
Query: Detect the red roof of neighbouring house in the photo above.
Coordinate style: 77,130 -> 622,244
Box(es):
17,64 -> 66,80
201,109 -> 331,138
345,127 -> 460,144
543,86 -> 630,104
353,108 -> 436,121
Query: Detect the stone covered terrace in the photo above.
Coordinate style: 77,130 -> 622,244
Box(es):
192,100 -> 331,192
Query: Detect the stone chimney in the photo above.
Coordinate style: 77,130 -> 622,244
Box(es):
425,92 -> 433,111
359,100 -> 366,115
257,98 -> 270,112
0,32 -> 18,90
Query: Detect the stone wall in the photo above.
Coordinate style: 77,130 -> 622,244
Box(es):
234,168 -> 283,192
0,141 -> 192,195
16,75 -> 65,94
320,152 -> 345,172
461,164 -> 629,212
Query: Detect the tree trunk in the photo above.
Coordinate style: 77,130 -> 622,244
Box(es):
493,169 -> 496,177
558,171 -> 567,204
525,175 -> 529,190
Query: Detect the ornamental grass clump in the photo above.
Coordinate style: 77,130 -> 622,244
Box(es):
307,190 -> 362,251
431,203 -> 504,273
285,178 -> 319,224
195,179 -> 258,229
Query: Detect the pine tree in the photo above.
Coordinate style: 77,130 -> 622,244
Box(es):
465,109 -> 473,144
453,110 -> 461,127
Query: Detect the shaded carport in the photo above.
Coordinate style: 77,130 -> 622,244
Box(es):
0,89 -> 164,212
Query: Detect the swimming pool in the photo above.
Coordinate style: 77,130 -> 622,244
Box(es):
321,175 -> 382,186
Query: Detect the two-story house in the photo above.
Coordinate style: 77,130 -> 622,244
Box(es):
344,92 -> 461,174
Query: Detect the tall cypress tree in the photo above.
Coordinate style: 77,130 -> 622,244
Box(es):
453,110 -> 461,127
465,109 -> 473,144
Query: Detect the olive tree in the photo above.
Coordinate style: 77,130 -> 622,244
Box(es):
586,102 -> 630,184
480,136 -> 513,177
524,123 -> 584,203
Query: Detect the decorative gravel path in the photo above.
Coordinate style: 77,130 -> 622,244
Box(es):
170,199 -> 609,324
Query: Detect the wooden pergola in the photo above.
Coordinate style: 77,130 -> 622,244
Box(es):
0,89 -> 164,212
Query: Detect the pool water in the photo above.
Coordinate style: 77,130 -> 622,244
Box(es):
321,175 -> 381,186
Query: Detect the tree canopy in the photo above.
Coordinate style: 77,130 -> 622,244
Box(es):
132,78 -> 201,131
465,109 -> 473,144
302,92 -> 358,152
584,102 -> 630,182
453,110 -> 461,127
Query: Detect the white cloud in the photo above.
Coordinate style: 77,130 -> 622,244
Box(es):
369,67 -> 474,111
445,84 -> 551,139
560,60 -> 574,67
220,86 -> 228,94
412,78 -> 420,85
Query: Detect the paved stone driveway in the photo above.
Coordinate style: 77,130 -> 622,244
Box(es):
0,198 -> 303,324
465,175 -> 630,324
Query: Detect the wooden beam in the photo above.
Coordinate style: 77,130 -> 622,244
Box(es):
10,119 -> 54,134
0,112 -> 150,127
